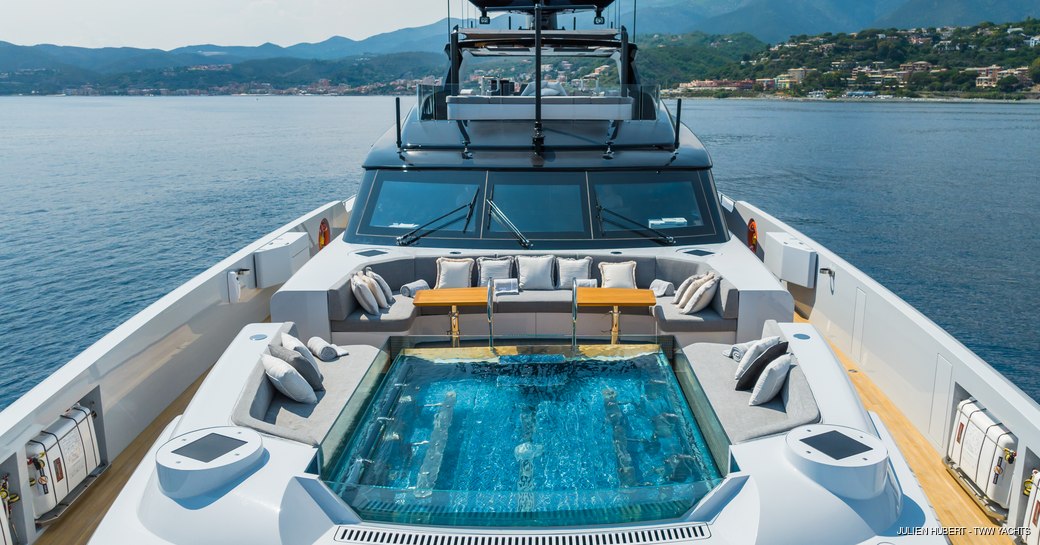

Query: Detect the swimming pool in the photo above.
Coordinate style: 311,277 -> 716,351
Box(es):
321,345 -> 723,527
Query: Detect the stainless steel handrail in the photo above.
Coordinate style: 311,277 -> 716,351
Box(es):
487,283 -> 495,349
571,279 -> 578,350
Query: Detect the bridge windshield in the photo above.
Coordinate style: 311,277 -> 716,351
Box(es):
349,169 -> 727,249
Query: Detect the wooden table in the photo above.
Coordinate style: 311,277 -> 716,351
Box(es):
575,287 -> 657,344
413,287 -> 491,347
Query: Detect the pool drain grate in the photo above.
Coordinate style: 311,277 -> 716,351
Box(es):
335,524 -> 709,545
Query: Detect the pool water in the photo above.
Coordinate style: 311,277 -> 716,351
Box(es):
323,346 -> 722,527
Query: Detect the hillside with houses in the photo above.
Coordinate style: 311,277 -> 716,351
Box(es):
666,19 -> 1040,99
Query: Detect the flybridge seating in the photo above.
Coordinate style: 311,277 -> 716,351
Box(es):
424,84 -> 662,123
446,95 -> 635,121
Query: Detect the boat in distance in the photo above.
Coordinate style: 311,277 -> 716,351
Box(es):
1,2 -> 1038,545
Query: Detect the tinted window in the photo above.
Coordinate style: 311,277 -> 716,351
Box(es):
594,181 -> 704,232
364,177 -> 481,236
486,174 -> 589,238
589,172 -> 717,240
488,184 -> 585,233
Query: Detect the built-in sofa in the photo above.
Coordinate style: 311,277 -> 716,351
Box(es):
680,320 -> 821,444
326,255 -> 739,335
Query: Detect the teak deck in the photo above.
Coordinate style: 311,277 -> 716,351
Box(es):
34,320 -> 1009,545
793,314 -> 1009,544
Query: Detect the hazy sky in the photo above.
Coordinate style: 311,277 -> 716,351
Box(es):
0,0 -> 469,49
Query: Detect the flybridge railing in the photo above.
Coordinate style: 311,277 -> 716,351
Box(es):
416,84 -> 663,122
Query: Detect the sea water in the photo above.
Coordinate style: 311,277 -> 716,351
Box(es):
0,97 -> 1037,408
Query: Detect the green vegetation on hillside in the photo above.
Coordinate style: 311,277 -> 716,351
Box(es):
637,32 -> 766,86
700,19 -> 1040,97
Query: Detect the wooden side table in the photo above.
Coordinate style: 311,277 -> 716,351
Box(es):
413,287 -> 491,347
576,287 -> 657,344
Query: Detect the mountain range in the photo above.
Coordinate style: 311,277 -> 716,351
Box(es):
2,0 -> 1039,76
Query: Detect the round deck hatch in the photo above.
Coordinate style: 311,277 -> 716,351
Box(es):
156,426 -> 264,499
784,424 -> 889,500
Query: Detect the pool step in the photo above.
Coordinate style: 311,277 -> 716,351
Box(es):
335,523 -> 710,545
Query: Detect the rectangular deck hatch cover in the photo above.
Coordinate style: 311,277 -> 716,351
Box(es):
800,430 -> 871,460
172,433 -> 247,463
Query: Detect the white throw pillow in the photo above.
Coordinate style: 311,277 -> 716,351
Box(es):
749,354 -> 794,406
680,275 -> 719,314
477,256 -> 513,287
574,278 -> 598,288
599,261 -> 637,289
556,256 -> 592,289
280,332 -> 324,381
516,255 -> 555,290
261,354 -> 317,404
675,273 -> 715,308
672,275 -> 698,304
365,268 -> 395,305
734,336 -> 781,381
435,257 -> 474,289
357,274 -> 391,307
351,274 -> 380,315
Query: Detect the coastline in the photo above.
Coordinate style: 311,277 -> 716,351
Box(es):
665,93 -> 1040,104
3,93 -> 1039,104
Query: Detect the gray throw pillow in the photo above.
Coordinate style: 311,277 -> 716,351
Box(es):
477,256 -> 513,286
261,355 -> 316,404
599,261 -> 637,289
733,336 -> 781,381
280,333 -> 324,381
435,257 -> 474,288
749,354 -> 794,406
556,256 -> 592,289
735,341 -> 789,390
351,273 -> 379,315
270,345 -> 325,391
516,255 -> 555,290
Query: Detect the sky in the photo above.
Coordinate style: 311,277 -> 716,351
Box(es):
0,0 -> 472,50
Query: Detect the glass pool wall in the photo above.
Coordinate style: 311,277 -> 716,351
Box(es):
319,343 -> 725,527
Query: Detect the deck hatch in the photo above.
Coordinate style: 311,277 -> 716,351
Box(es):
336,524 -> 709,545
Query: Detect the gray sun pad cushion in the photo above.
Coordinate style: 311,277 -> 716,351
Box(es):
681,342 -> 819,444
233,345 -> 382,446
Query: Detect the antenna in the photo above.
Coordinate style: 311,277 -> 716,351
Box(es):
672,98 -> 682,151
395,97 -> 403,153
532,2 -> 545,156
446,0 -> 451,40
633,0 -> 637,38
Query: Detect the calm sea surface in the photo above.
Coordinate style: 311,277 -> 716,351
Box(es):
0,97 -> 1037,410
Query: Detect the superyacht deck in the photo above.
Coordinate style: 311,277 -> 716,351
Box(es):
31,316 -> 1007,545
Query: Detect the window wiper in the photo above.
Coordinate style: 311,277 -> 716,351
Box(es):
596,205 -> 676,245
396,189 -> 479,246
486,199 -> 533,249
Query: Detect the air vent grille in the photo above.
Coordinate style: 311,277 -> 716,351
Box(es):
335,524 -> 709,545
355,249 -> 388,257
